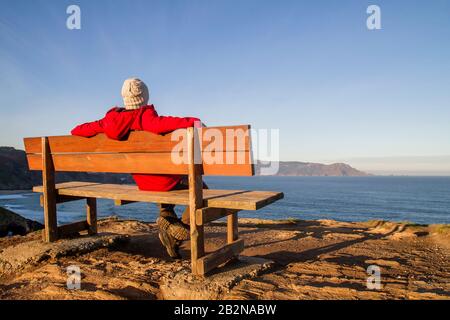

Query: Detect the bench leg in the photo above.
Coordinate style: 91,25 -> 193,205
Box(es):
190,206 -> 205,275
226,211 -> 240,265
192,208 -> 243,275
86,198 -> 97,235
187,126 -> 205,275
42,137 -> 58,242
227,211 -> 238,243
42,199 -> 58,242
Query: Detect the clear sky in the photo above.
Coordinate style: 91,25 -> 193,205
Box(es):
1,0 -> 449,174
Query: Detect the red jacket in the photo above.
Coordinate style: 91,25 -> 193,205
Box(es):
71,105 -> 200,191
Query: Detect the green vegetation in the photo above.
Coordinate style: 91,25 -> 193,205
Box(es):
432,224 -> 450,235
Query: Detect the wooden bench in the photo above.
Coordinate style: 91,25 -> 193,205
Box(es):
23,125 -> 283,275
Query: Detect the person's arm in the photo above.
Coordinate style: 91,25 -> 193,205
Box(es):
71,108 -> 130,140
71,119 -> 104,137
142,108 -> 201,134
150,116 -> 201,134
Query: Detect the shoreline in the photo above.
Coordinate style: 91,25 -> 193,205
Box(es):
1,202 -> 450,227
2,178 -> 450,226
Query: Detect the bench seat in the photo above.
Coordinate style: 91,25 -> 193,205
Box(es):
33,181 -> 284,211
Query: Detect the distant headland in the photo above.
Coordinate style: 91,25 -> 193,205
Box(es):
255,161 -> 370,177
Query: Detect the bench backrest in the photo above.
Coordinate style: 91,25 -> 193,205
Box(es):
23,125 -> 254,176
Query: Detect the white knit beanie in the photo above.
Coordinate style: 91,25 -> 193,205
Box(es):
121,78 -> 149,110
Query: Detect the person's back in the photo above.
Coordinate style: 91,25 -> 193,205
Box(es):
71,77 -> 200,258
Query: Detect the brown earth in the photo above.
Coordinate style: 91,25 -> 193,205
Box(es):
0,217 -> 448,300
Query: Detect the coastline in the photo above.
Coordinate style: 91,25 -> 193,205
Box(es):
3,176 -> 450,225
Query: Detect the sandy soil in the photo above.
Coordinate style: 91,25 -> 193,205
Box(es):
0,217 -> 448,300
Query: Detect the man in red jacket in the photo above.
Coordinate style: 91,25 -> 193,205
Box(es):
71,78 -> 201,259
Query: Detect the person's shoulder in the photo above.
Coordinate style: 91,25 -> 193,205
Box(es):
140,104 -> 158,115
105,106 -> 125,116
106,106 -> 123,113
141,104 -> 156,110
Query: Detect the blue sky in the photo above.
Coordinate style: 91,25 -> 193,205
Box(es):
1,0 -> 449,174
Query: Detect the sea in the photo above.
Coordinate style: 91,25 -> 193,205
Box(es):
1,176 -> 449,225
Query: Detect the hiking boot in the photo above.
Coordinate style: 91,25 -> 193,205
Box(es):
160,207 -> 177,219
157,215 -> 190,241
158,229 -> 181,259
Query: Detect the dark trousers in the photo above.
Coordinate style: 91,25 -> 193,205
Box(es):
159,176 -> 208,225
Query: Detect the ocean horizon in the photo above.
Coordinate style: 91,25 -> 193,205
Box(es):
1,176 -> 449,225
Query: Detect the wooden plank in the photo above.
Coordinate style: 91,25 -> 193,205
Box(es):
114,199 -> 136,206
27,152 -> 189,174
57,220 -> 88,237
86,198 -> 97,235
35,181 -> 100,189
196,239 -> 244,275
206,190 -> 284,210
40,194 -> 85,207
24,131 -> 180,154
26,151 -> 252,176
202,151 -> 253,176
199,125 -> 251,153
33,182 -> 284,211
42,137 -> 58,242
196,207 -> 238,225
188,127 -> 205,275
227,212 -> 239,243
23,125 -> 250,154
248,127 -> 256,176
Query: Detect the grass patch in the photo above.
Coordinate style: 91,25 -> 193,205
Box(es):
432,225 -> 450,234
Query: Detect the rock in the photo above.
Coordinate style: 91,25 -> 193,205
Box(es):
0,206 -> 43,237
159,257 -> 275,300
0,233 -> 129,276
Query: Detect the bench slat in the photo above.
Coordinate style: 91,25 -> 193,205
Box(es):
32,182 -> 284,211
26,151 -> 252,176
24,125 -> 250,154
27,152 -> 188,174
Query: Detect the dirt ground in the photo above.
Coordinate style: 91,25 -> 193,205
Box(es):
0,217 -> 448,300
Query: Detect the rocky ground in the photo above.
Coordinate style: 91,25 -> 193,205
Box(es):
0,217 -> 448,300
0,207 -> 43,237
